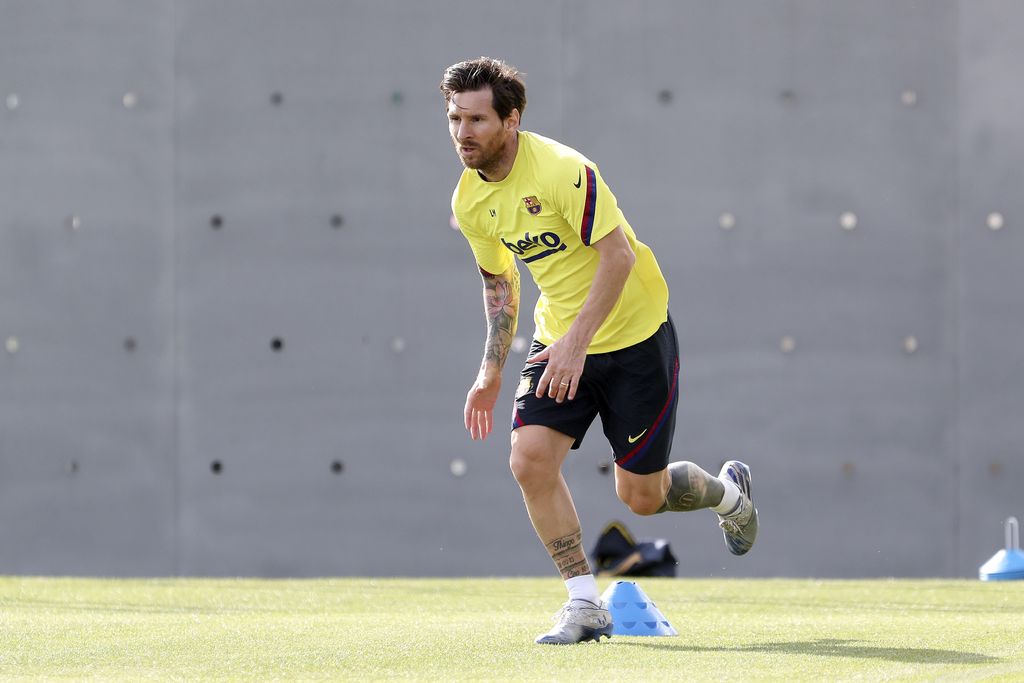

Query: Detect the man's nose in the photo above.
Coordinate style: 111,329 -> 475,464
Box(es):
457,121 -> 471,140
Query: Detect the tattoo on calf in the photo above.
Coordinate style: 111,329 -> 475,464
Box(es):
661,461 -> 725,512
546,529 -> 591,579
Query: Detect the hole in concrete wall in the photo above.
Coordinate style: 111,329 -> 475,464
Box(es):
123,337 -> 137,352
270,91 -> 284,106
211,460 -> 223,474
331,460 -> 344,474
67,460 -> 79,475
780,89 -> 797,106
657,89 -> 673,105
391,91 -> 404,105
210,214 -> 223,229
598,461 -> 611,476
330,214 -> 344,228
271,337 -> 284,352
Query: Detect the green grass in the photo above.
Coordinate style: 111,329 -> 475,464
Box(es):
1,577 -> 1023,681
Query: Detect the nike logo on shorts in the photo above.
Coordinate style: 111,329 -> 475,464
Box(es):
627,429 -> 648,444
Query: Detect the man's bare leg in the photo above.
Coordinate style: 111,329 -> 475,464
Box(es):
614,460 -> 759,555
614,461 -> 737,515
511,425 -> 612,644
509,425 -> 593,586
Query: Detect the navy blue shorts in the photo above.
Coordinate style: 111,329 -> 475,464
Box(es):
511,315 -> 679,475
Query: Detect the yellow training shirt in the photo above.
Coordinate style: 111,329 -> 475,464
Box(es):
452,131 -> 669,354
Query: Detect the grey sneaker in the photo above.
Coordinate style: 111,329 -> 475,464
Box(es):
535,599 -> 613,645
718,460 -> 758,555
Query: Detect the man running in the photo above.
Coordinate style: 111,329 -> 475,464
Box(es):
442,57 -> 758,645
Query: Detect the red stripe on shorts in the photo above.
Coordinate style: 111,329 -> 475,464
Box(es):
615,358 -> 679,468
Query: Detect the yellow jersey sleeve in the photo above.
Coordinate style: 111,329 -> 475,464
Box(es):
452,192 -> 514,276
550,161 -> 625,247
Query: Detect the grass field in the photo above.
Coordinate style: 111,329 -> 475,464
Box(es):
1,577 -> 1022,681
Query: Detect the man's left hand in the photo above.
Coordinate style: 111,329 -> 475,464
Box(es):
527,335 -> 587,403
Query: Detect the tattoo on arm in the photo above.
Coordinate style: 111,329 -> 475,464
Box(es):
545,529 -> 591,579
481,265 -> 520,370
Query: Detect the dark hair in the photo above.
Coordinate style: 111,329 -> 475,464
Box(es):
440,57 -> 526,120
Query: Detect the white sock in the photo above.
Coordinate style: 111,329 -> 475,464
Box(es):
565,574 -> 600,604
712,478 -> 741,515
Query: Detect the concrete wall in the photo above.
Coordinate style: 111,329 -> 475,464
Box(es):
0,0 -> 1020,578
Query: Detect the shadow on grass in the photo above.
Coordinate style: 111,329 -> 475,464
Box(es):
616,638 -> 998,664
683,596 -> 1024,616
1,599 -> 296,615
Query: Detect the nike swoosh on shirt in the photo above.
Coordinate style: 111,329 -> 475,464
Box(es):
627,429 -> 648,444
573,169 -> 582,188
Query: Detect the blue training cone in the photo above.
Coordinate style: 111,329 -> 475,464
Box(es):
980,516 -> 1024,581
600,580 -> 678,636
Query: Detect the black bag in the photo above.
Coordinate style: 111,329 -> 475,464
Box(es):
590,520 -> 677,577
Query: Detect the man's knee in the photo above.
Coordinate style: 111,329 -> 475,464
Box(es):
615,467 -> 669,516
509,430 -> 564,492
618,489 -> 665,516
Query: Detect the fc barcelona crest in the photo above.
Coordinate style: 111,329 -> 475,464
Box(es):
522,196 -> 542,215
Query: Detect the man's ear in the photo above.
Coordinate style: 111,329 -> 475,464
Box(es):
506,108 -> 521,132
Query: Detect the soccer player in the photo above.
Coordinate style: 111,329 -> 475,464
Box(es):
442,57 -> 758,645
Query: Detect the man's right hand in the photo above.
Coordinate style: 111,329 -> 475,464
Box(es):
464,373 -> 502,440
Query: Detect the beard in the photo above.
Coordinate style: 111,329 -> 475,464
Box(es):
454,136 -> 505,171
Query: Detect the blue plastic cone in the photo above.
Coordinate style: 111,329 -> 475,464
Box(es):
600,581 -> 678,636
979,517 -> 1024,581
